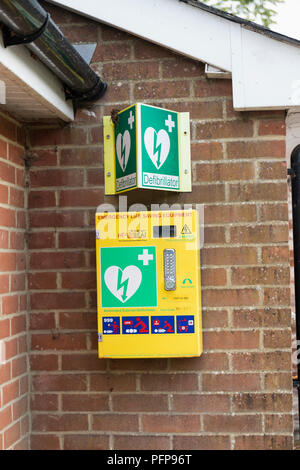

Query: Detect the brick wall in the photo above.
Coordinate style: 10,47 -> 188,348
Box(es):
25,3 -> 294,450
0,112 -> 30,449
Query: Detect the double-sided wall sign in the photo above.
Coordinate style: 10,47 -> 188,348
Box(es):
103,103 -> 191,194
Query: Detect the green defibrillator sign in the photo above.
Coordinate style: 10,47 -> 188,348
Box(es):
104,103 -> 191,194
100,246 -> 157,308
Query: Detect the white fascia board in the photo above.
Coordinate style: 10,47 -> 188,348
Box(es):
48,0 -> 300,111
231,27 -> 300,111
46,0 -> 233,72
0,36 -> 74,121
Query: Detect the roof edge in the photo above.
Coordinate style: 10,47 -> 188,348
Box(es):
181,0 -> 300,48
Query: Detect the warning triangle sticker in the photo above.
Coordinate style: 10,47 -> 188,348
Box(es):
181,224 -> 192,235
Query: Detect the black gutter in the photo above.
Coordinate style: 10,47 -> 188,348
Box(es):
180,0 -> 300,48
291,146 -> 300,428
0,0 -> 107,105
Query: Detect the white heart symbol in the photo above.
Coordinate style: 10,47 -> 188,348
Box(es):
116,130 -> 131,172
144,127 -> 170,169
104,265 -> 142,303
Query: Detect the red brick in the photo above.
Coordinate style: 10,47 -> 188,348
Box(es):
29,191 -> 56,208
140,373 -> 198,392
202,246 -> 258,266
60,23 -> 99,43
195,161 -> 255,182
263,329 -> 291,348
232,392 -> 292,412
62,394 -> 109,412
265,414 -> 293,432
32,373 -> 87,392
0,114 -> 18,142
204,204 -> 256,224
86,168 -> 104,186
168,101 -> 223,120
61,271 -> 95,289
229,182 -> 287,202
202,310 -> 228,329
103,61 -> 159,80
28,272 -> 57,290
162,57 -> 205,78
30,434 -> 60,450
259,203 -> 288,221
30,251 -> 85,270
2,379 -> 19,406
0,184 -> 8,204
11,355 -> 27,378
30,354 -> 59,371
29,312 -> 56,330
90,373 -> 136,391
173,393 -> 230,412
0,274 -> 9,294
2,294 -> 19,315
0,138 -> 7,158
263,287 -> 290,306
173,435 -> 230,450
114,435 -> 171,451
60,148 -> 101,166
234,435 -> 293,450
64,434 -> 109,451
232,308 -> 290,329
191,142 -> 223,160
33,413 -> 88,432
262,245 -> 289,264
227,140 -> 285,159
100,82 -> 130,103
59,189 -> 104,207
0,406 -> 12,431
0,161 -> 14,191
9,232 -> 25,250
203,414 -> 262,433
93,43 -> 131,62
197,120 -> 254,140
134,80 -> 190,100
201,268 -> 227,286
30,169 -> 84,188
28,232 -> 55,250
29,126 -> 88,147
231,224 -> 288,244
112,394 -> 169,412
194,79 -> 232,97
231,266 -> 290,286
258,119 -> 286,135
142,414 -> 201,433
29,149 -> 58,167
92,414 -> 139,432
3,422 -> 20,449
232,351 -> 291,371
59,312 -> 96,331
58,230 -> 94,248
258,161 -> 286,180
133,40 -> 174,59
10,314 -> 26,335
29,210 -> 85,228
204,330 -> 260,349
202,373 -> 261,391
203,288 -> 259,307
31,332 -> 87,351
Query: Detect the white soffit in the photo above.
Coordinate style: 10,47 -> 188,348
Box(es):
47,0 -> 300,111
0,35 -> 74,122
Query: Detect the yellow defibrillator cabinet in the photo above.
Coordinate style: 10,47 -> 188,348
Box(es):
95,210 -> 202,359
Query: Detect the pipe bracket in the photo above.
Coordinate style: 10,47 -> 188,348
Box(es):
2,12 -> 50,47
